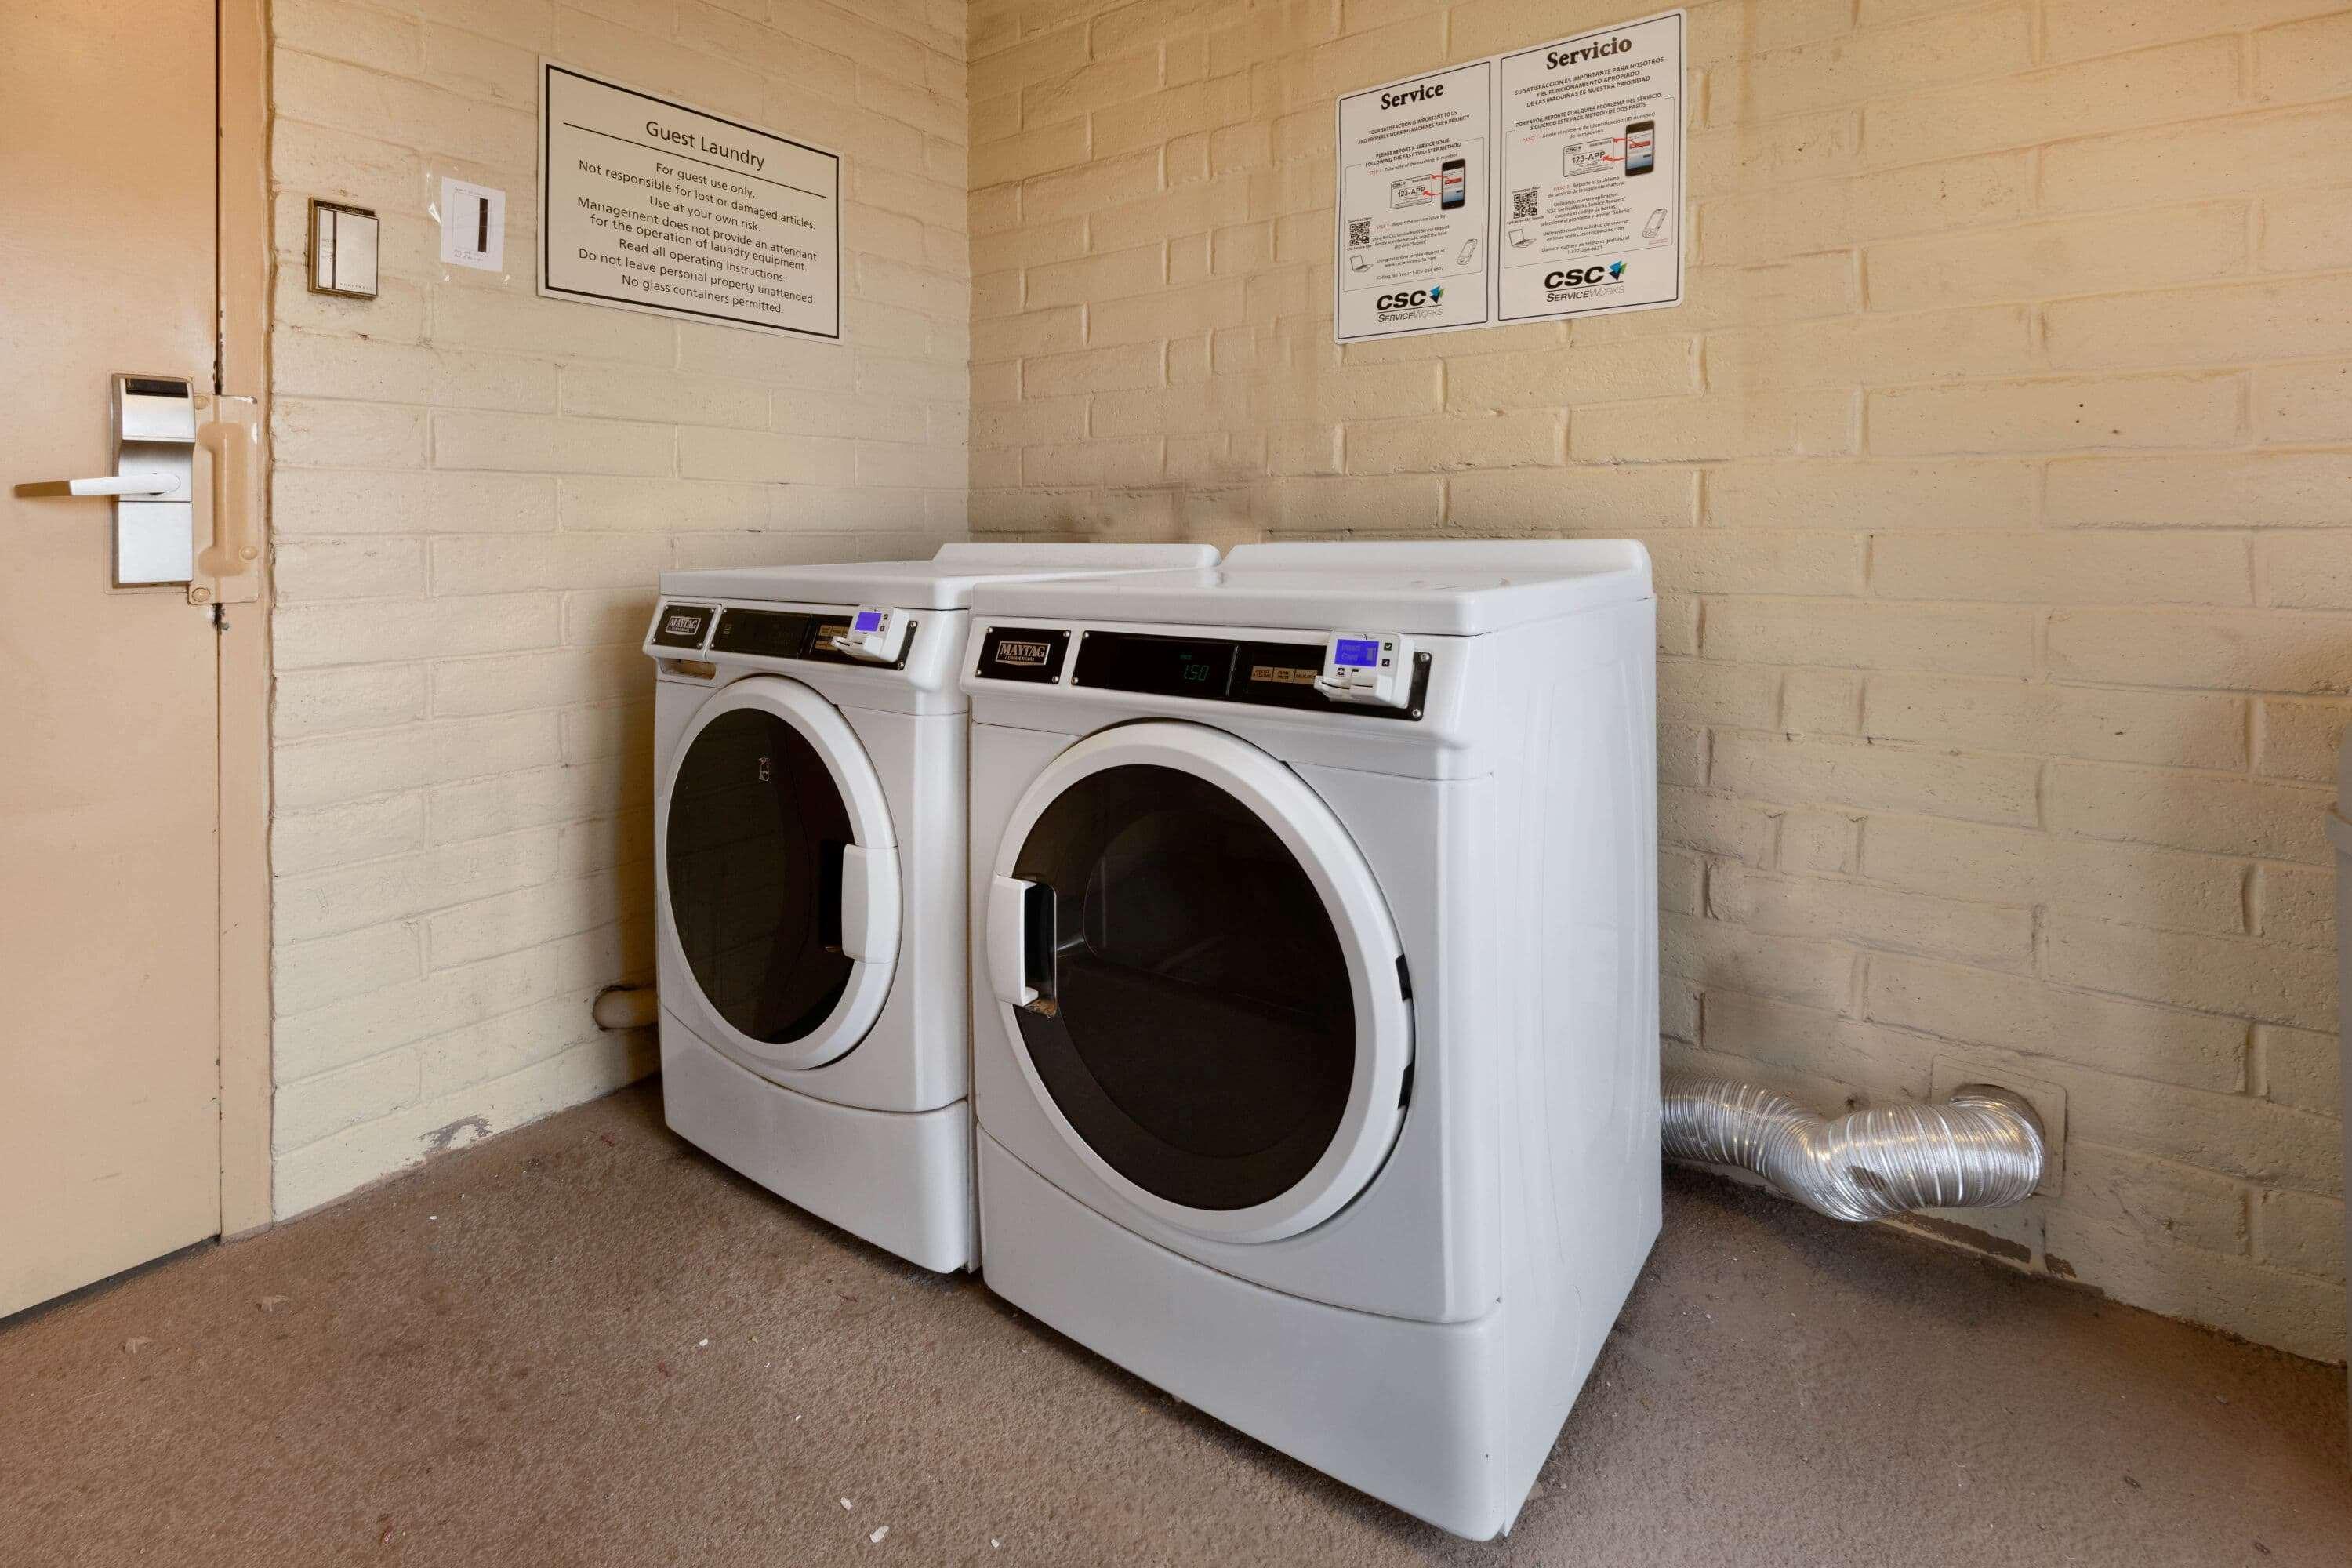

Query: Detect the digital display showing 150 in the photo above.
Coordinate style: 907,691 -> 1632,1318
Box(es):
1072,635 -> 1237,699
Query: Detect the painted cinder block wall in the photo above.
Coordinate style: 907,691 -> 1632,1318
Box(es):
264,0 -> 970,1218
966,0 -> 2350,1361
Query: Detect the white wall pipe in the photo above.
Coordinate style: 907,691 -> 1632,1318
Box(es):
592,985 -> 659,1031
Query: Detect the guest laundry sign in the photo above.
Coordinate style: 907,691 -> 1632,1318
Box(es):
1335,9 -> 1686,343
539,61 -> 841,339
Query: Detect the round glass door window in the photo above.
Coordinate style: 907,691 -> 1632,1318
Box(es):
665,709 -> 853,1044
1010,764 -> 1355,1211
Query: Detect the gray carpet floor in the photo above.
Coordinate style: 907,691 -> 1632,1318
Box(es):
2,1080 -> 2344,1566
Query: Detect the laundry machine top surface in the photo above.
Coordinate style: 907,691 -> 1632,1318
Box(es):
964,540 -> 1651,637
660,543 -> 1218,610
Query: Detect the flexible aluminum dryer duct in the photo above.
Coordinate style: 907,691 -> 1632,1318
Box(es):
1661,1077 -> 2045,1222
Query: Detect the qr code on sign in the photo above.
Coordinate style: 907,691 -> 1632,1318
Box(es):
1347,218 -> 1371,248
1512,187 -> 1540,220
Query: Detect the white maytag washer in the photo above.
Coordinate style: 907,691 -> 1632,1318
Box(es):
644,543 -> 1215,1272
962,542 -> 1659,1536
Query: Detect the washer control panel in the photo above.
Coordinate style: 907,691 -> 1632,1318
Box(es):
829,604 -> 910,663
1315,630 -> 1415,710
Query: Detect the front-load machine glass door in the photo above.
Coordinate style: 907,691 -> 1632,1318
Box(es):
985,723 -> 1411,1243
659,677 -> 900,1076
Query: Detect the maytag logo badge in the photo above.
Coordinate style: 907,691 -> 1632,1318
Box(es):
980,626 -> 1068,682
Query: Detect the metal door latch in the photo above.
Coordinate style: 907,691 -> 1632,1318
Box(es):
21,374 -> 260,601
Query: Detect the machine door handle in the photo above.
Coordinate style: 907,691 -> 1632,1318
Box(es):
986,876 -> 1059,1017
837,842 -> 899,964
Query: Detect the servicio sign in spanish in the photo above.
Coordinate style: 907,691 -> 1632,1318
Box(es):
1335,9 -> 1686,343
539,61 -> 841,339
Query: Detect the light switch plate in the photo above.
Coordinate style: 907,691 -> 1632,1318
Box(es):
308,198 -> 379,299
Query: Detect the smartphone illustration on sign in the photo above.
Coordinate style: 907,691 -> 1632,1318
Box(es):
1624,121 -> 1655,177
1440,157 -> 1466,209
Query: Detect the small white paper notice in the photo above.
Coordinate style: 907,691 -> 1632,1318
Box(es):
439,177 -> 506,272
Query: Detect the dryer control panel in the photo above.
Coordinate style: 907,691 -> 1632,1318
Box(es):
644,599 -> 916,671
972,626 -> 1429,721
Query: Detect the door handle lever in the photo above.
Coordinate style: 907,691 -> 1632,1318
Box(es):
64,473 -> 183,498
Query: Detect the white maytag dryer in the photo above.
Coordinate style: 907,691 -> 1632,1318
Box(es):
961,542 -> 1659,1536
644,543 -> 1216,1272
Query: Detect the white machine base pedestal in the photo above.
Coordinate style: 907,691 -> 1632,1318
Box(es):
662,1012 -> 976,1272
978,1132 -> 1530,1540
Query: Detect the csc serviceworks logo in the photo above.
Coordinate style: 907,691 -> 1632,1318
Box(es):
1544,260 -> 1627,290
1375,284 -> 1444,311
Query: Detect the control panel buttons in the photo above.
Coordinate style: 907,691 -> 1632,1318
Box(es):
1316,630 -> 1414,710
829,604 -> 909,663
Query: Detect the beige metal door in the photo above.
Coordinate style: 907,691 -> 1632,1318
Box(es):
2,0 -> 226,1316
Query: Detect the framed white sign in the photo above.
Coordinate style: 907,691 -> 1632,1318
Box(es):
539,61 -> 841,339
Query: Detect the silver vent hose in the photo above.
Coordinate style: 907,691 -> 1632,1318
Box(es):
1661,1077 -> 2045,1222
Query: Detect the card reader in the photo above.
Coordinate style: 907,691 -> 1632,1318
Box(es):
1314,630 -> 1414,710
829,604 -> 909,663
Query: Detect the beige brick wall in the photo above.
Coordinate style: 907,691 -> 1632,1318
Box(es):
267,0 -> 969,1218
968,0 -> 2350,1360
